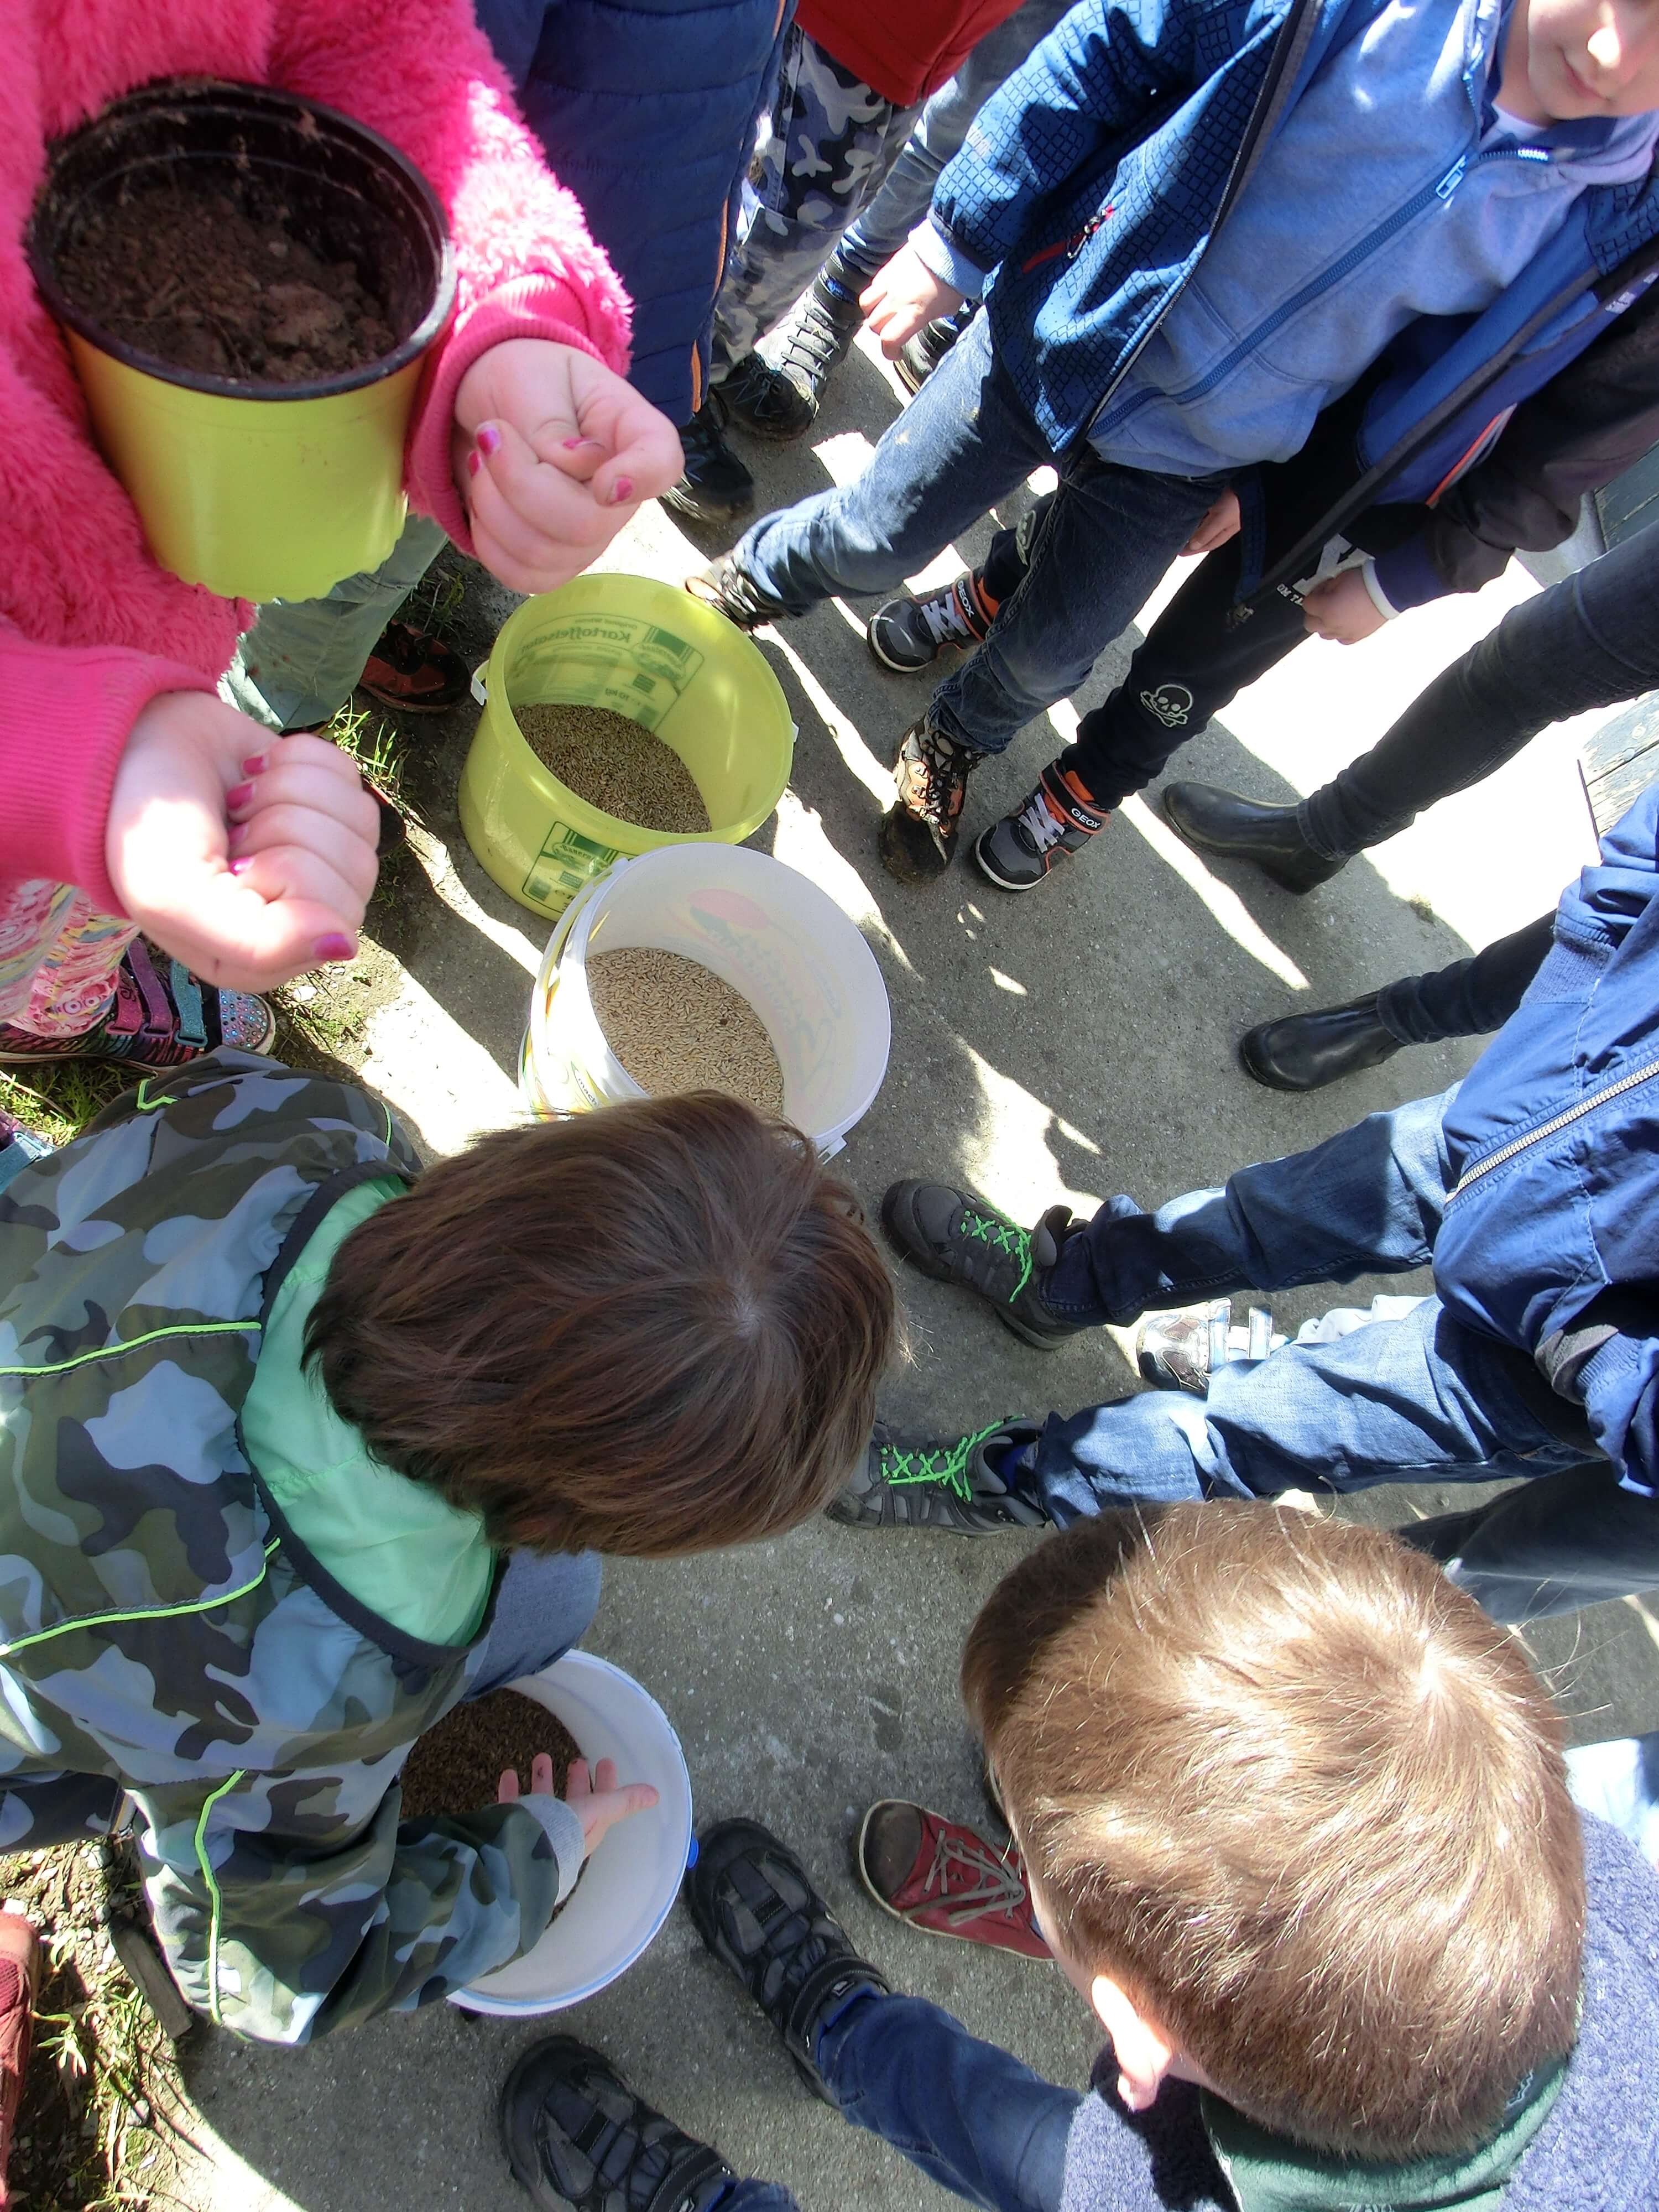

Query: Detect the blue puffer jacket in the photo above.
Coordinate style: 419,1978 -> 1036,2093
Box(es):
474,0 -> 790,424
1436,781 -> 1659,1504
930,0 -> 1659,596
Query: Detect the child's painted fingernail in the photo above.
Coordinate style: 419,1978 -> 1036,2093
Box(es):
609,476 -> 634,506
466,448 -> 482,479
562,435 -> 603,451
476,422 -> 502,458
226,781 -> 255,811
228,857 -> 254,877
241,753 -> 268,776
314,933 -> 356,964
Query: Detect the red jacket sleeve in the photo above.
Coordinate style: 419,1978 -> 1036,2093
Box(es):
266,0 -> 634,548
0,625 -> 217,915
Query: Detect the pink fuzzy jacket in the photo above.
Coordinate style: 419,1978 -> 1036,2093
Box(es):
1,0 -> 632,915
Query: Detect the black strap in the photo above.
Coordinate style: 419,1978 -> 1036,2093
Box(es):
645,2142 -> 738,2212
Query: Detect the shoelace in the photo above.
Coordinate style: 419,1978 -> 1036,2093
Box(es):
922,1830 -> 1029,1928
905,724 -> 972,825
919,581 -> 981,650
875,1421 -> 1009,1500
961,1209 -> 1034,1301
776,294 -> 853,383
1016,787 -> 1070,855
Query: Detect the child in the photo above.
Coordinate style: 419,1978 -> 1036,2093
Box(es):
670,0 -> 1030,523
496,1506 -> 1659,2208
837,777 -> 1659,1627
0,1055 -> 893,2042
2,0 -> 681,1069
691,0 -> 1659,883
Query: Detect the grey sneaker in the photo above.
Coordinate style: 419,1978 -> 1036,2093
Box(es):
881,1178 -> 1085,1348
764,273 -> 866,421
684,555 -> 790,633
866,572 -> 994,674
828,1420 -> 1047,1533
1136,1300 -> 1284,1394
974,763 -> 1109,893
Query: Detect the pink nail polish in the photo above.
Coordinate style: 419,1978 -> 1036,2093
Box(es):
610,477 -> 634,506
562,435 -> 602,451
226,781 -> 254,810
476,422 -> 502,458
228,857 -> 254,877
315,933 -> 355,964
241,753 -> 268,776
467,448 -> 482,479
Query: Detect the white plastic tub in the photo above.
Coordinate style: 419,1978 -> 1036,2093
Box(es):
452,1650 -> 693,2016
520,843 -> 891,1157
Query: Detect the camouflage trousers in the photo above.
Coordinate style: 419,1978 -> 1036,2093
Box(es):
710,24 -> 919,383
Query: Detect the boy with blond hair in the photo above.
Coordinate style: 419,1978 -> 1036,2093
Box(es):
499,1505 -> 1658,2209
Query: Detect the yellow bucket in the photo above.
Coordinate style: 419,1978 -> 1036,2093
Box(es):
458,575 -> 795,921
28,80 -> 453,603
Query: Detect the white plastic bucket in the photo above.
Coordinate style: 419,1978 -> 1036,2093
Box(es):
520,843 -> 891,1158
452,1651 -> 693,2017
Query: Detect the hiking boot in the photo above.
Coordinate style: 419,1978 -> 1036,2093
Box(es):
865,572 -> 994,674
762,273 -> 866,424
684,555 -> 789,633
358,619 -> 468,714
684,1820 -> 890,2101
879,718 -> 982,882
880,1178 -> 1085,1347
0,943 -> 275,1069
828,1420 -> 1046,1534
895,307 -> 971,397
499,2037 -> 736,2212
662,393 -> 755,525
858,1802 -> 1049,1960
1239,995 -> 1404,1091
1135,1300 -> 1284,1395
1161,783 -> 1347,894
719,350 -> 815,442
975,762 -> 1109,892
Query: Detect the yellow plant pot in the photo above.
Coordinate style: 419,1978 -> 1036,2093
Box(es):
28,79 -> 453,603
459,573 -> 795,921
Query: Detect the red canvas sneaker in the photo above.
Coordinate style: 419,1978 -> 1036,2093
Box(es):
857,1800 -> 1050,1961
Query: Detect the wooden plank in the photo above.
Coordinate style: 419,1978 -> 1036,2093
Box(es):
1579,691 -> 1659,840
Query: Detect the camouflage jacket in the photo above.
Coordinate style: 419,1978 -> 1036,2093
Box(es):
0,1053 -> 568,2042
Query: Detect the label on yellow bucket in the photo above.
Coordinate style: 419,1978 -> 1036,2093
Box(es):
522,822 -> 623,914
513,617 -> 706,732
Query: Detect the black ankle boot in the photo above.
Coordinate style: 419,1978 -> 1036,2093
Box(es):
1239,995 -> 1404,1091
1160,782 -> 1347,893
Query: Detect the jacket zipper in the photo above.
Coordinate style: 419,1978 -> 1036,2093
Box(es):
1092,142 -> 1552,447
1074,0 -> 1327,448
1449,1053 -> 1659,1199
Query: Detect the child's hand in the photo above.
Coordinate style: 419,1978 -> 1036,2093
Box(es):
860,248 -> 966,358
1182,490 -> 1240,555
107,697 -> 378,992
453,340 -> 682,596
498,1754 -> 659,1861
1301,570 -> 1387,645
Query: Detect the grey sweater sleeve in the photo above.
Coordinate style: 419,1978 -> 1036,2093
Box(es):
516,1793 -> 587,1905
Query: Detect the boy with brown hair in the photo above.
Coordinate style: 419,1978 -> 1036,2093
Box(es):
0,1052 -> 893,2043
499,1505 -> 1659,2210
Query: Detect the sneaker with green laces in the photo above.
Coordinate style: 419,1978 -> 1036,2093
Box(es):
827,1419 -> 1047,1533
880,1179 -> 1086,1348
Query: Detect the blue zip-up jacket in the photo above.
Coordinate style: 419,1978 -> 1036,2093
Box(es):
473,0 -> 790,424
1436,780 -> 1659,1504
928,0 -> 1659,596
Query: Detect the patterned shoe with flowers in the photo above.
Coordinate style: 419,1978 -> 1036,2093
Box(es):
857,1801 -> 1050,1961
0,942 -> 275,1068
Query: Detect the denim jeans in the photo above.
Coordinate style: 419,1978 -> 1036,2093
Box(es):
222,510 -> 450,733
832,0 -> 1074,284
1375,912 -> 1556,1046
711,1990 -> 1081,2212
739,311 -> 1222,754
468,1549 -> 603,1694
1030,1088 -> 1659,1615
